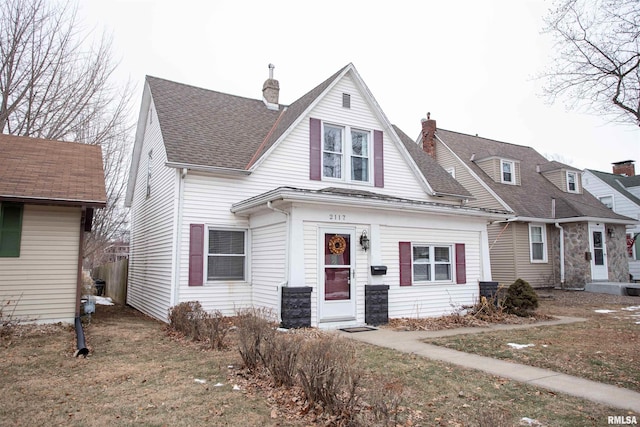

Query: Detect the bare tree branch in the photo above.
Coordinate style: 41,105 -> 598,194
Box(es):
541,0 -> 640,126
0,0 -> 134,268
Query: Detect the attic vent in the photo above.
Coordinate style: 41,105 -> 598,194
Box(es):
342,93 -> 351,108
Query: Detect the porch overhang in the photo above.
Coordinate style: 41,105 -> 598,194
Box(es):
231,186 -> 513,221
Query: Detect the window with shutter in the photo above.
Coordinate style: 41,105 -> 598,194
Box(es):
0,203 -> 23,257
399,241 -> 466,285
207,229 -> 246,281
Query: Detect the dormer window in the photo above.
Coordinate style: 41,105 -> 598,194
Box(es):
567,171 -> 578,193
501,160 -> 514,184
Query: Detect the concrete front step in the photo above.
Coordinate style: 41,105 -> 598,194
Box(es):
585,282 -> 640,296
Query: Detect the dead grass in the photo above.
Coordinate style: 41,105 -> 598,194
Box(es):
0,296 -> 635,426
427,289 -> 640,392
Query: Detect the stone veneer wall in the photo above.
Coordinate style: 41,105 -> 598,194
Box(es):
562,222 -> 591,287
606,224 -> 629,282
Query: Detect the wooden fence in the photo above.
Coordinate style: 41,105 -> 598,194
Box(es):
92,259 -> 128,305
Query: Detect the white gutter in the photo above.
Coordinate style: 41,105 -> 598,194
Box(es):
165,162 -> 251,176
555,222 -> 565,285
508,216 -> 637,226
232,188 -> 512,221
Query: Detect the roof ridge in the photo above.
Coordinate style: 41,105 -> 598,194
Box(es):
145,75 -> 290,106
438,128 -> 538,152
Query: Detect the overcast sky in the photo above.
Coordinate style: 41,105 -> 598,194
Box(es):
80,0 -> 639,173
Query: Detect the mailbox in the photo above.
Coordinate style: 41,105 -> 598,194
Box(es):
370,265 -> 387,275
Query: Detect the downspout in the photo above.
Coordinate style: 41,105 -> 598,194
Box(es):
552,198 -> 565,287
172,168 -> 187,306
74,207 -> 89,357
555,223 -> 565,287
267,201 -> 289,321
267,201 -> 290,285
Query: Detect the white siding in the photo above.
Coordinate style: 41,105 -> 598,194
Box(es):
583,171 -> 640,279
127,99 -> 177,321
250,221 -> 286,312
381,225 -> 481,319
0,205 -> 80,323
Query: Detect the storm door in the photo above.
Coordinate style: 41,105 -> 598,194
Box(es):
589,223 -> 608,281
319,229 -> 356,322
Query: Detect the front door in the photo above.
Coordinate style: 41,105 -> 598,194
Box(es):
319,229 -> 356,322
589,223 -> 608,281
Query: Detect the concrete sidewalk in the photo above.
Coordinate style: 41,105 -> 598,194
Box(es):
339,317 -> 640,413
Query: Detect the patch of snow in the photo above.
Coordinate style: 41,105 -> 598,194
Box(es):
232,384 -> 240,391
520,417 -> 544,426
594,309 -> 616,313
214,383 -> 224,387
622,306 -> 640,311
194,379 -> 206,384
542,344 -> 548,348
508,343 -> 535,349
95,296 -> 114,306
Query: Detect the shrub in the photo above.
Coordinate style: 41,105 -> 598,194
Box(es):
201,310 -> 231,350
234,307 -> 277,371
168,301 -> 206,340
297,335 -> 362,419
503,278 -> 538,316
261,331 -> 302,387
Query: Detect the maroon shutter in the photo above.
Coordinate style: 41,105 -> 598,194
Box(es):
455,243 -> 466,284
399,241 -> 412,286
309,118 -> 321,180
189,224 -> 205,286
374,130 -> 384,188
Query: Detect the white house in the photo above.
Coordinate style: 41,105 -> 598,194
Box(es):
125,64 -> 511,328
583,161 -> 640,280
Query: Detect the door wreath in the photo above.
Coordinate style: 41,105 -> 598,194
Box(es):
328,235 -> 347,255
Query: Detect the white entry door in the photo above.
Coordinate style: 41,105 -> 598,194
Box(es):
319,228 -> 356,322
589,223 -> 608,281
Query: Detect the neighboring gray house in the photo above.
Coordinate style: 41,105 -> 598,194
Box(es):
583,161 -> 640,280
418,117 -> 636,288
125,64 -> 511,328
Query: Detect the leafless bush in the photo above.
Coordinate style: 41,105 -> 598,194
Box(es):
261,331 -> 303,387
297,335 -> 362,420
168,301 -> 205,341
362,379 -> 406,426
1,296 -> 24,339
201,310 -> 231,350
234,308 -> 277,371
470,406 -> 513,427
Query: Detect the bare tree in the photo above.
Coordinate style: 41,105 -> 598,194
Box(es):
0,0 -> 134,266
542,0 -> 640,126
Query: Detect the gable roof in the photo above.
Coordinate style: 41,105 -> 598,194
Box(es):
437,129 -> 633,223
393,125 -> 472,198
585,169 -> 640,206
0,134 -> 106,207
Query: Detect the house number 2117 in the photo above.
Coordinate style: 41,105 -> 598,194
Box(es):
329,214 -> 346,221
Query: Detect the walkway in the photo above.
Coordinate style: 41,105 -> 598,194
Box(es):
339,316 -> 640,413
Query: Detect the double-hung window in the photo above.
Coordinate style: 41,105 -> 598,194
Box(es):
323,124 -> 370,183
412,244 -> 452,282
599,195 -> 614,209
566,171 -> 578,193
207,229 -> 246,281
529,224 -> 547,262
501,160 -> 514,184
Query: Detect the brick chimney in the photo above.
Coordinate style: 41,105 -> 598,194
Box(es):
612,160 -> 635,176
262,63 -> 279,109
421,112 -> 436,159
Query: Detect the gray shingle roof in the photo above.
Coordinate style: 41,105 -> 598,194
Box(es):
147,76 -> 282,170
586,169 -> 640,206
437,129 -> 632,221
148,65 -> 350,171
393,125 -> 472,198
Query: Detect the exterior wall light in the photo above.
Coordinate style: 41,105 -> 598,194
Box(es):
359,230 -> 370,251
